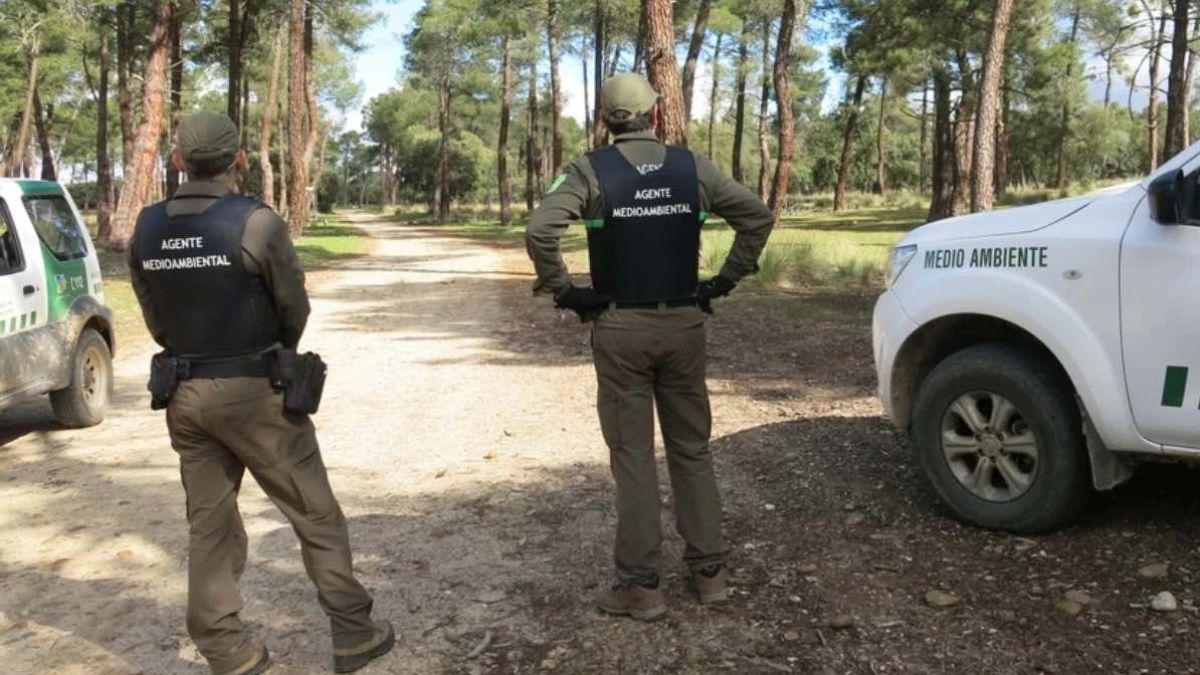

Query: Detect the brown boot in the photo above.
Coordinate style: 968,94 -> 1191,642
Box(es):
333,621 -> 396,673
691,566 -> 729,605
596,583 -> 668,622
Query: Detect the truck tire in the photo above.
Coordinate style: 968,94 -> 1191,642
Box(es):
50,328 -> 112,428
911,343 -> 1091,534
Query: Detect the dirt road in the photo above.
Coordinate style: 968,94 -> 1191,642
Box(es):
2,213 -> 1199,674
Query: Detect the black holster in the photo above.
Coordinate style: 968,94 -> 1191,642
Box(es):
148,352 -> 190,410
269,348 -> 327,415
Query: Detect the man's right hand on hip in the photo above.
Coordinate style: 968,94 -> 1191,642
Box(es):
555,285 -> 612,322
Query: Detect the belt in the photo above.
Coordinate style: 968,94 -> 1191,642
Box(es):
186,357 -> 272,379
613,298 -> 698,310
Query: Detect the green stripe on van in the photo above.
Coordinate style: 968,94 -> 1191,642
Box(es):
1162,366 -> 1189,408
16,180 -> 63,197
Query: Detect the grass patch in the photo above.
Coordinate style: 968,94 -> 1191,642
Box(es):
295,215 -> 371,269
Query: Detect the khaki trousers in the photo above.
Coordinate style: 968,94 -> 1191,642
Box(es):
166,377 -> 375,674
591,307 -> 727,586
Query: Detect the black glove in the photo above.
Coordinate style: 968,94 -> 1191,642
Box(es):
554,285 -> 612,322
695,275 -> 737,314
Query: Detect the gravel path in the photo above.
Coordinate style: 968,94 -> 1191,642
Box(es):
2,212 -> 1199,675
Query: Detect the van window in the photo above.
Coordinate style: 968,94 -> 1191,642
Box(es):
23,195 -> 88,261
0,201 -> 23,275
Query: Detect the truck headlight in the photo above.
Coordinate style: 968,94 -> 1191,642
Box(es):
886,245 -> 918,289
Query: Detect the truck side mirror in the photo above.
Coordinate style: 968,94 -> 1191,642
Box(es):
1148,170 -> 1186,225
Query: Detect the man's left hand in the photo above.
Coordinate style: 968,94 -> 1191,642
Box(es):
696,276 -> 737,314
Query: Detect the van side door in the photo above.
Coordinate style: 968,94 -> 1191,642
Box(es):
0,191 -> 50,400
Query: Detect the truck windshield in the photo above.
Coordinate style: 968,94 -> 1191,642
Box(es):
23,195 -> 88,261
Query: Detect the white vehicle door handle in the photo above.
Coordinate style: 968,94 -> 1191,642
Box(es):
22,284 -> 35,296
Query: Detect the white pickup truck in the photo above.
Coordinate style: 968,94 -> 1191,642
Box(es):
873,146 -> 1200,533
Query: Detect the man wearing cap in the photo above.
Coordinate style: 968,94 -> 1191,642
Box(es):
526,74 -> 774,620
127,112 -> 394,674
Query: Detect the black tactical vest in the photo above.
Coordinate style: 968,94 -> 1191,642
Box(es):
586,145 -> 703,302
131,194 -> 282,359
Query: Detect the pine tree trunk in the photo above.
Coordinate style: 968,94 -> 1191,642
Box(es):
526,61 -> 542,210
633,1 -> 648,73
833,75 -> 866,212
681,0 -> 712,121
731,23 -> 749,184
9,29 -> 41,177
277,86 -> 288,218
547,0 -> 563,177
873,76 -> 889,195
644,0 -> 688,146
34,88 -> 55,181
303,9 -> 319,190
928,67 -> 954,222
1146,5 -> 1165,171
970,0 -> 1014,212
260,26 -> 284,209
227,0 -> 241,128
951,51 -> 975,217
499,35 -> 513,226
95,19 -> 113,239
166,9 -> 182,197
437,73 -> 451,222
769,0 -> 796,218
117,3 -> 134,177
995,80 -> 1010,195
286,0 -> 308,235
592,3 -> 607,148
707,33 -> 723,161
1164,0 -> 1190,159
108,0 -> 172,250
919,80 -> 928,192
1184,12 -> 1200,141
582,47 -> 592,150
1055,8 -> 1080,189
756,21 -> 772,201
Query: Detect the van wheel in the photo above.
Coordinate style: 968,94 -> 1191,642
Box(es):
911,343 -> 1091,534
50,328 -> 112,428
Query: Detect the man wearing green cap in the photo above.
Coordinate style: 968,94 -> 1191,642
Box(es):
127,111 -> 394,674
526,74 -> 774,620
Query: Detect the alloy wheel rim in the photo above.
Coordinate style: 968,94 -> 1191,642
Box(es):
940,391 -> 1038,502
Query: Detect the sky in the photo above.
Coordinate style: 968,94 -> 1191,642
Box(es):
345,0 -> 1156,135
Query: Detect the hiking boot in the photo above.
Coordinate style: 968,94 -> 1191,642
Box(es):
216,644 -> 271,675
691,566 -> 729,605
596,583 -> 668,622
333,621 -> 396,673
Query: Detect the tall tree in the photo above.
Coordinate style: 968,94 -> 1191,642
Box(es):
769,0 -> 797,217
833,75 -> 866,212
756,21 -> 772,200
547,0 -> 564,176
1056,5 -> 1082,189
6,22 -> 41,176
970,0 -> 1015,212
731,21 -> 750,183
1164,0 -> 1189,159
526,59 -> 542,211
260,25 -> 285,209
33,87 -> 54,180
499,34 -> 514,226
681,0 -> 713,121
1143,2 -> 1167,171
117,2 -> 134,176
928,66 -> 954,221
873,77 -> 888,195
109,0 -> 173,250
89,15 -> 114,239
166,7 -> 183,197
287,0 -> 308,235
644,0 -> 688,145
227,0 -> 242,128
592,1 -> 607,148
707,32 -> 724,160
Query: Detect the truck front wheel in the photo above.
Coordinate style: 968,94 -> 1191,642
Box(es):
911,343 -> 1091,534
50,328 -> 112,428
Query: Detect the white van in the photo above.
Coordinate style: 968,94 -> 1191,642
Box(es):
0,179 -> 113,427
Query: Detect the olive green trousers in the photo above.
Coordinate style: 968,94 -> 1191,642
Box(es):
166,378 -> 376,674
591,307 -> 728,586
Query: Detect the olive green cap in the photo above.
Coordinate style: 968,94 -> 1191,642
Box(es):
601,73 -> 659,121
176,111 -> 239,170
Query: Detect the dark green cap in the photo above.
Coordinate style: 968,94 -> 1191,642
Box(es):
601,73 -> 659,121
176,111 -> 239,171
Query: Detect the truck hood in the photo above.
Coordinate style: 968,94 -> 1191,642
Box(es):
899,189 -> 1134,246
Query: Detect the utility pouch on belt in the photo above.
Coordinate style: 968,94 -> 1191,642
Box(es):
269,348 -> 327,415
148,352 -> 190,410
